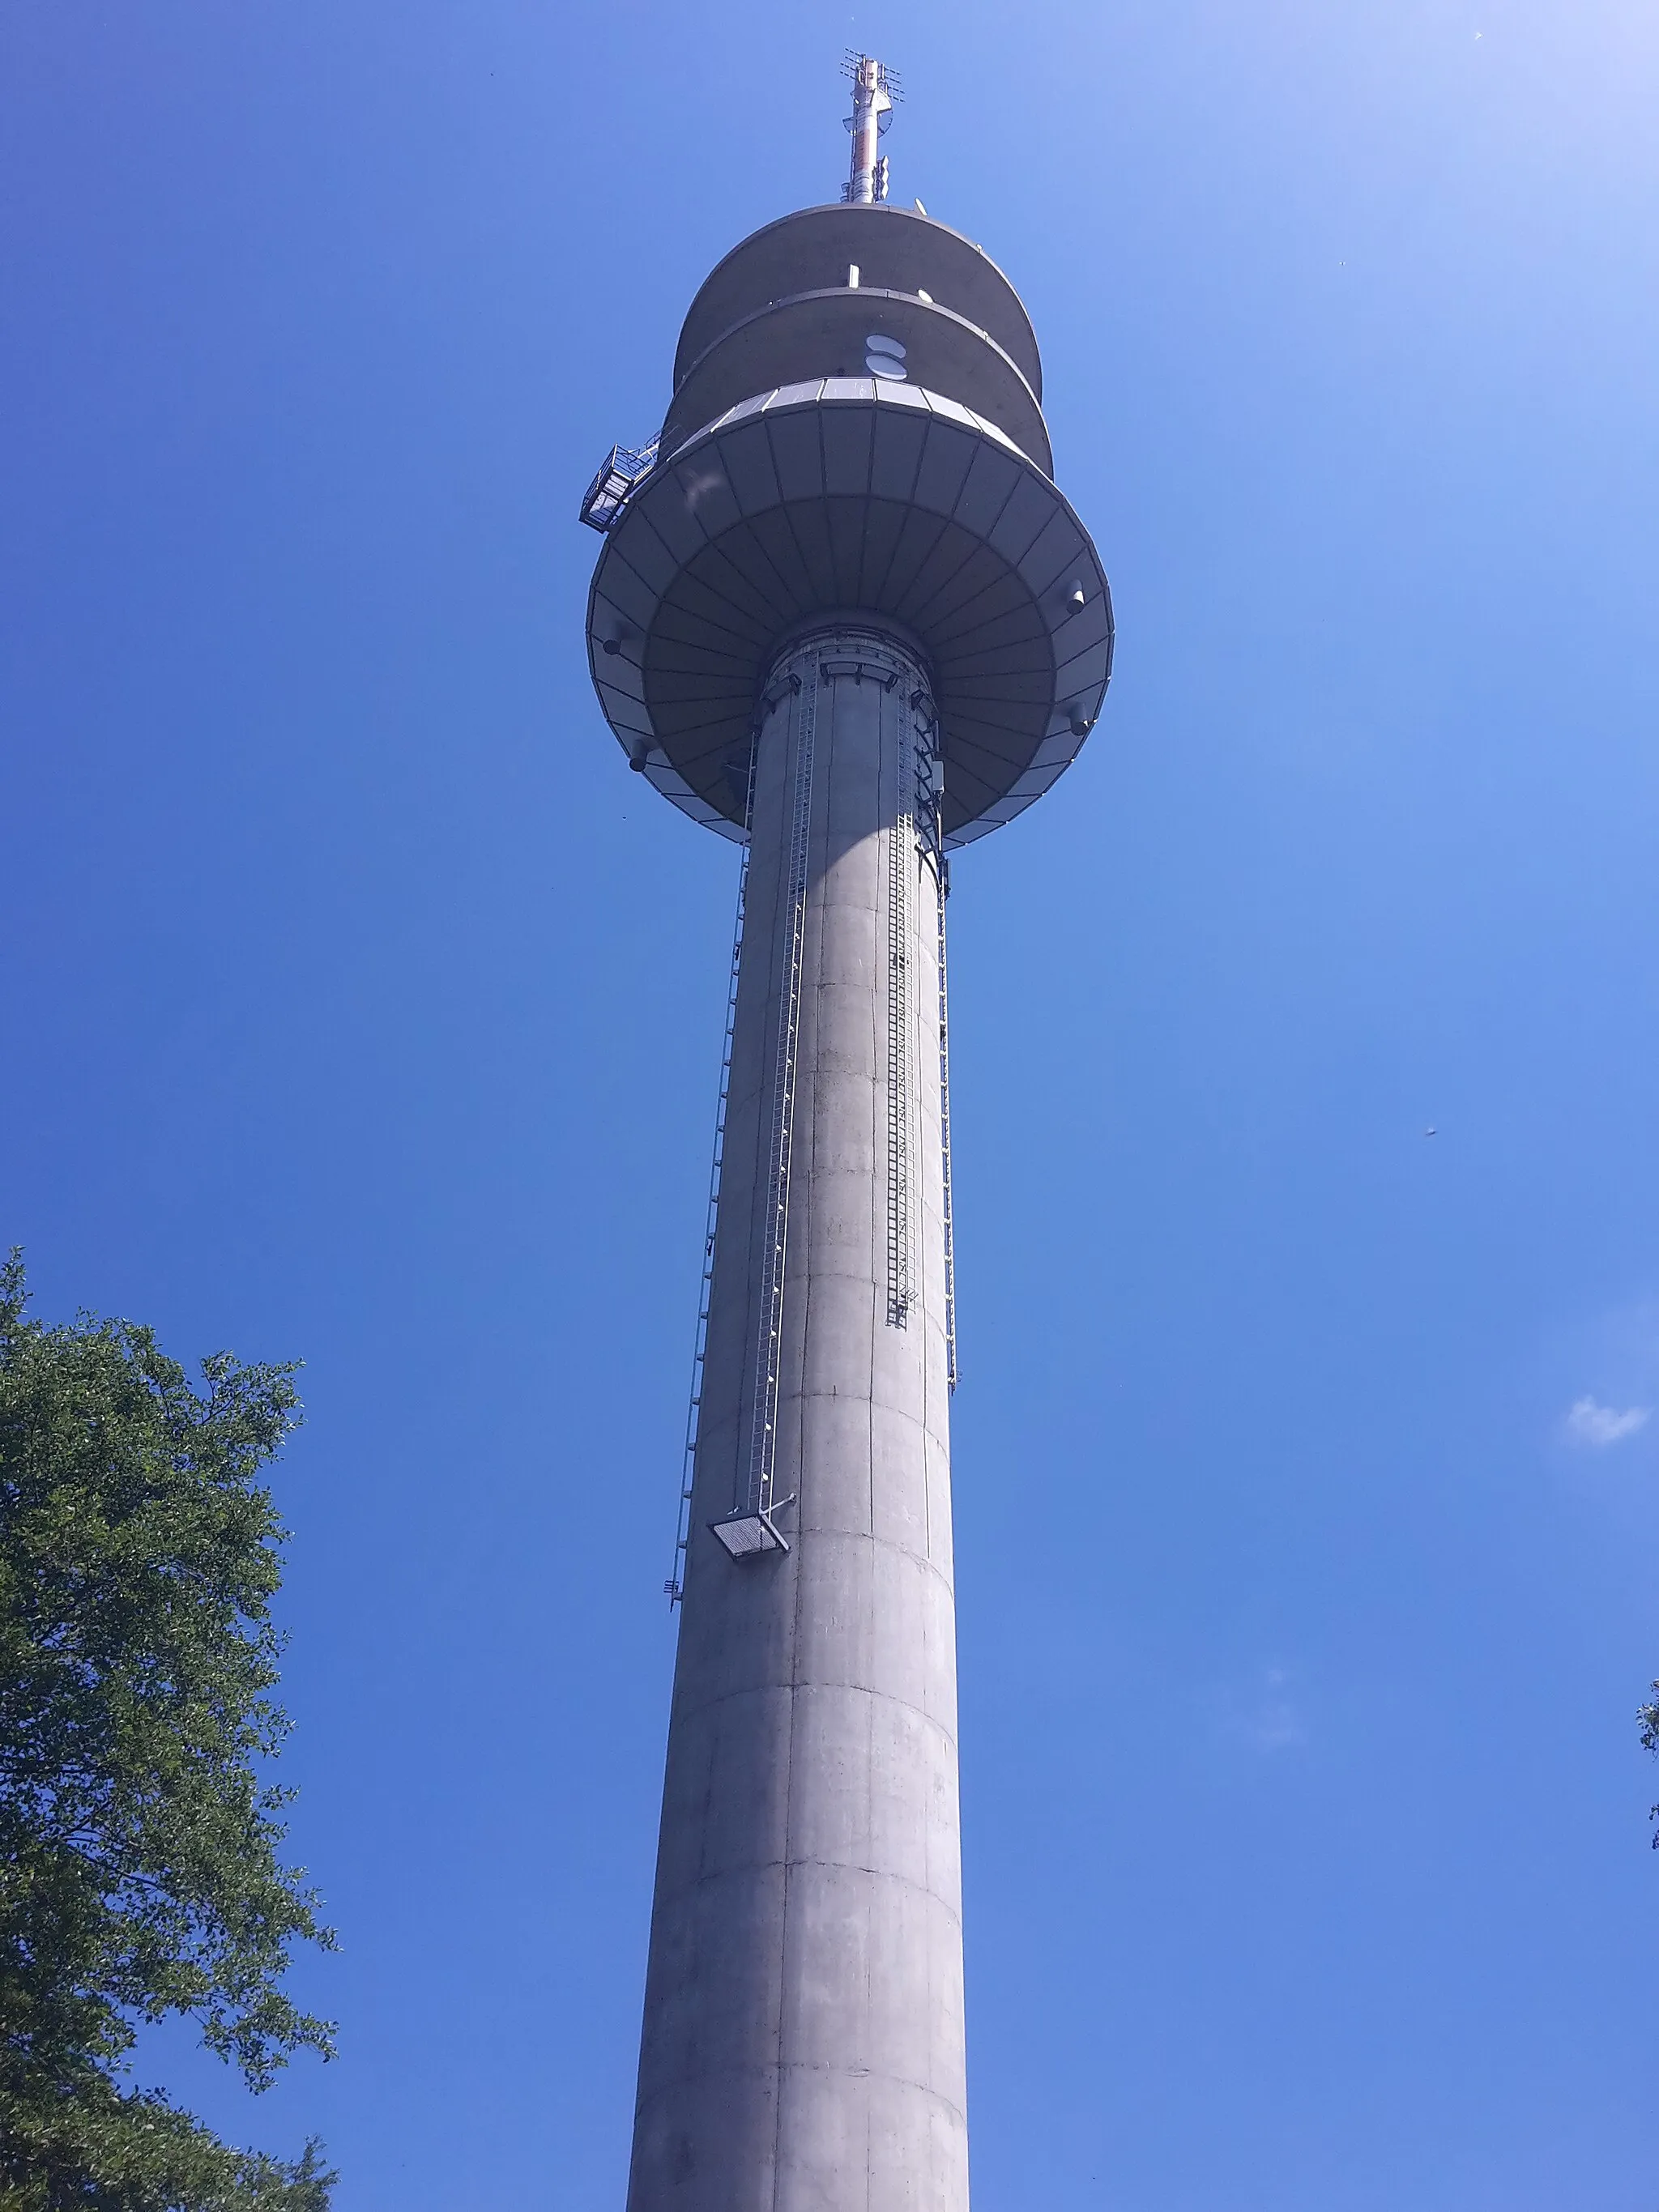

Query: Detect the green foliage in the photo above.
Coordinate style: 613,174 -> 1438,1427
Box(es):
0,2082 -> 334,2212
1640,1683 -> 1659,1850
0,1255 -> 335,2210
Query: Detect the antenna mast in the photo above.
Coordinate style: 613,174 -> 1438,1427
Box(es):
842,52 -> 901,205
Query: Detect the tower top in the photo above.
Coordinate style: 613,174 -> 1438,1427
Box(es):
578,70 -> 1113,850
842,53 -> 901,206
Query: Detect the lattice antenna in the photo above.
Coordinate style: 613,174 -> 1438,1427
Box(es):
841,52 -> 902,204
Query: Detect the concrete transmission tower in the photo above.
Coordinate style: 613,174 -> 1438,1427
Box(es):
581,57 -> 1112,2212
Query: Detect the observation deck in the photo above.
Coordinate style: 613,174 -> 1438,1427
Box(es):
583,200 -> 1114,849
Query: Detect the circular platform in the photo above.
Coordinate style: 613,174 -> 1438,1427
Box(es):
673,204 -> 1044,399
663,288 -> 1050,478
586,379 -> 1114,849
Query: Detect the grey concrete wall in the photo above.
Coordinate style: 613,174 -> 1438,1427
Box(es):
626,623 -> 965,2212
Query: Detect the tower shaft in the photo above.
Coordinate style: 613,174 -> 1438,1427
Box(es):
627,625 -> 966,2212
582,104 -> 1112,2209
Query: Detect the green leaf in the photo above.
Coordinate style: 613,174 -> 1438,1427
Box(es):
0,1254 -> 335,2206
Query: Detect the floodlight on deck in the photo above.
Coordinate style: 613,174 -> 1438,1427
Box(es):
707,1508 -> 791,1560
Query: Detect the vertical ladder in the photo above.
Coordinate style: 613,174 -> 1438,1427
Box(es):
936,859 -> 958,1394
886,703 -> 914,1329
666,800 -> 751,1605
739,672 -> 817,1524
911,684 -> 958,1398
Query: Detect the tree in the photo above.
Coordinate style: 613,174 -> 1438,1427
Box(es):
1642,1686 -> 1659,1849
0,1254 -> 335,2210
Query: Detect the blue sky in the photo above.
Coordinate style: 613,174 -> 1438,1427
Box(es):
5,1 -> 1659,2205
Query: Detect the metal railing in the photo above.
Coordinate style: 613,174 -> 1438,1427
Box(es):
578,437 -> 660,535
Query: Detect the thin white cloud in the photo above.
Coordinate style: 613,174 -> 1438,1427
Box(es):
1565,1396 -> 1650,1448
1217,1667 -> 1307,1754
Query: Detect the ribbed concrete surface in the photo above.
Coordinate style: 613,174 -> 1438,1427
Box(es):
626,623 -> 965,2212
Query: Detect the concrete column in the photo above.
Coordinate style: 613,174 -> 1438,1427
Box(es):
626,622 -> 964,2212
